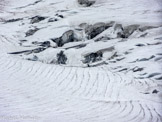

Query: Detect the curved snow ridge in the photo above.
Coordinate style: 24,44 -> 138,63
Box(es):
0,51 -> 162,122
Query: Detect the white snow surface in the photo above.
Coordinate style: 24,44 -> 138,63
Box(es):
0,0 -> 162,122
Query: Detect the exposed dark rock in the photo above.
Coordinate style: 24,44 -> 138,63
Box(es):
157,53 -> 162,55
156,76 -> 162,80
117,32 -> 126,38
116,57 -> 125,61
124,51 -> 131,55
82,21 -> 114,40
109,61 -> 116,63
5,18 -> 23,23
116,24 -> 140,38
138,55 -> 155,62
155,37 -> 162,40
58,15 -> 64,18
154,57 -> 162,61
95,36 -> 111,42
32,41 -> 39,44
52,30 -> 78,47
32,47 -> 46,53
129,48 -> 134,51
138,77 -> 145,79
9,48 -> 46,55
25,28 -> 39,37
114,24 -> 124,38
34,0 -> 42,4
48,18 -> 58,22
98,46 -> 115,53
140,73 -> 147,76
118,68 -> 128,72
138,58 -> 149,62
51,38 -> 62,47
147,42 -> 162,46
83,51 -> 103,64
19,40 -> 28,42
32,41 -> 51,47
132,67 -> 144,72
16,0 -> 43,9
78,0 -> 95,7
152,89 -> 159,94
40,41 -> 51,47
55,14 -> 64,18
65,44 -> 87,50
30,16 -> 46,24
8,50 -> 31,54
62,30 -> 76,43
143,92 -> 150,94
83,47 -> 114,63
57,51 -> 67,64
85,22 -> 106,39
147,73 -> 161,78
135,44 -> 145,47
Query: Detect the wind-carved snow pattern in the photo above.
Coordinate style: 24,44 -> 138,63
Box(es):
0,0 -> 162,122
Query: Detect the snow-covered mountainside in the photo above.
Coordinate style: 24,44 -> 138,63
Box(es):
0,0 -> 162,122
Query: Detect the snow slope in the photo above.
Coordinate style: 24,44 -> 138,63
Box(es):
0,0 -> 162,122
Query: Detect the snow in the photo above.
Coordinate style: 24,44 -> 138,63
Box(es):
0,0 -> 162,122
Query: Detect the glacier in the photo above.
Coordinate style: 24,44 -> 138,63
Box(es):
0,0 -> 162,122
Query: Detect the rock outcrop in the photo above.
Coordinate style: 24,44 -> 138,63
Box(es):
57,51 -> 67,64
83,51 -> 103,64
52,30 -> 79,47
25,28 -> 39,37
30,16 -> 46,24
78,0 -> 95,7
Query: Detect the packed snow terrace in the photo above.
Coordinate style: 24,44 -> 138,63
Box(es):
0,0 -> 162,122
